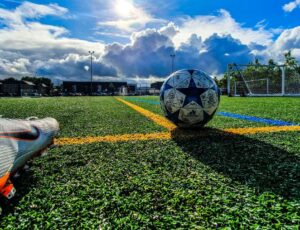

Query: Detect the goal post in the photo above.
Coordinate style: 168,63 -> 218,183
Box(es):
233,78 -> 270,96
227,63 -> 300,97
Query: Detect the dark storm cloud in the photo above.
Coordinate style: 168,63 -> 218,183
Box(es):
199,34 -> 254,73
103,28 -> 175,78
174,33 -> 254,75
36,54 -> 117,81
103,29 -> 254,78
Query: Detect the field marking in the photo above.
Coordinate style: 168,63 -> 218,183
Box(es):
224,125 -> 300,135
218,111 -> 296,126
115,97 -> 176,131
55,132 -> 171,145
55,126 -> 300,145
124,97 -> 297,126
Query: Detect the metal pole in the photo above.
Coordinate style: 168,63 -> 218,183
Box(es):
281,66 -> 285,96
140,83 -> 142,96
227,64 -> 231,96
234,81 -> 237,96
170,54 -> 175,73
89,51 -> 95,95
267,78 -> 269,95
91,54 -> 92,95
19,79 -> 22,97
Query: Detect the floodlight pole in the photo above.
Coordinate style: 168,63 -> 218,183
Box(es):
89,51 -> 95,95
227,64 -> 231,96
281,66 -> 285,96
170,53 -> 175,74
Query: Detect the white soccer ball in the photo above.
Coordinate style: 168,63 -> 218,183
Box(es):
160,69 -> 220,128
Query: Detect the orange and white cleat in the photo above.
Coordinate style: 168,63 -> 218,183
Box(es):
0,117 -> 59,199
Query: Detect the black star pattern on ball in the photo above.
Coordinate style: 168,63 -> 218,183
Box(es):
176,77 -> 208,107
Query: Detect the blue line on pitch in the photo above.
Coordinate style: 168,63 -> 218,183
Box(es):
124,98 -> 296,126
217,112 -> 296,126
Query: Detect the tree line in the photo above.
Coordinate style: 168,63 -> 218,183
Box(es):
214,51 -> 300,91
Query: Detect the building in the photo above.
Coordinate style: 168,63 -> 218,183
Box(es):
0,78 -> 36,96
62,81 -> 136,95
21,80 -> 37,96
136,86 -> 151,95
37,83 -> 50,96
150,81 -> 164,90
127,84 -> 137,95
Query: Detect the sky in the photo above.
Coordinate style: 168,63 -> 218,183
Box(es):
0,0 -> 300,84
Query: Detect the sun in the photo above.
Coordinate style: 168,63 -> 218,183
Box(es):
115,0 -> 135,18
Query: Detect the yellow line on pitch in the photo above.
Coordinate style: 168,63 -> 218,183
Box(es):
55,126 -> 300,145
224,125 -> 300,135
55,132 -> 171,145
115,97 -> 176,131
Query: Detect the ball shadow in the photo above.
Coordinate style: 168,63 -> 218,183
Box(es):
171,127 -> 300,200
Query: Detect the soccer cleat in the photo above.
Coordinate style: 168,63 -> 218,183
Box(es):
0,117 -> 59,199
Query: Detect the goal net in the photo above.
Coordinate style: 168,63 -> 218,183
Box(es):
227,64 -> 300,96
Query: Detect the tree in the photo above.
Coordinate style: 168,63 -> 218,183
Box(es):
21,76 -> 52,86
284,51 -> 298,69
108,83 -> 115,93
268,59 -> 276,66
214,76 -> 227,89
254,58 -> 261,66
21,76 -> 53,95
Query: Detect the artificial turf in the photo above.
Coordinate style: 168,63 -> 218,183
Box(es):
0,97 -> 165,137
0,96 -> 299,229
124,96 -> 300,128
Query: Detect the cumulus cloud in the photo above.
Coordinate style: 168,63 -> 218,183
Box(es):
103,27 -> 254,79
268,26 -> 300,60
0,22 -> 105,60
249,26 -> 300,63
199,34 -> 253,73
36,54 -> 117,81
0,1 -> 107,80
0,1 -> 105,60
0,57 -> 31,76
103,28 -> 175,78
273,26 -> 300,51
0,1 -> 67,26
174,33 -> 253,75
283,0 -> 300,12
173,9 -> 273,47
159,22 -> 179,38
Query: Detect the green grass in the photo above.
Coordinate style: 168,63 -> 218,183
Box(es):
123,96 -> 300,128
0,96 -> 299,229
0,97 -> 165,137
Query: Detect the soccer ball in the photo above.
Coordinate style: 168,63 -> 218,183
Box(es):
160,69 -> 220,128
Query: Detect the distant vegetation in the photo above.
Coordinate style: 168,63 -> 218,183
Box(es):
21,76 -> 53,87
216,51 -> 300,90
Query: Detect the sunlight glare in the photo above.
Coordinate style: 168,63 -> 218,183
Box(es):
115,0 -> 135,18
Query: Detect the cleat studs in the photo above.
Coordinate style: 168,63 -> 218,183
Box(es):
13,172 -> 20,178
23,164 -> 30,171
